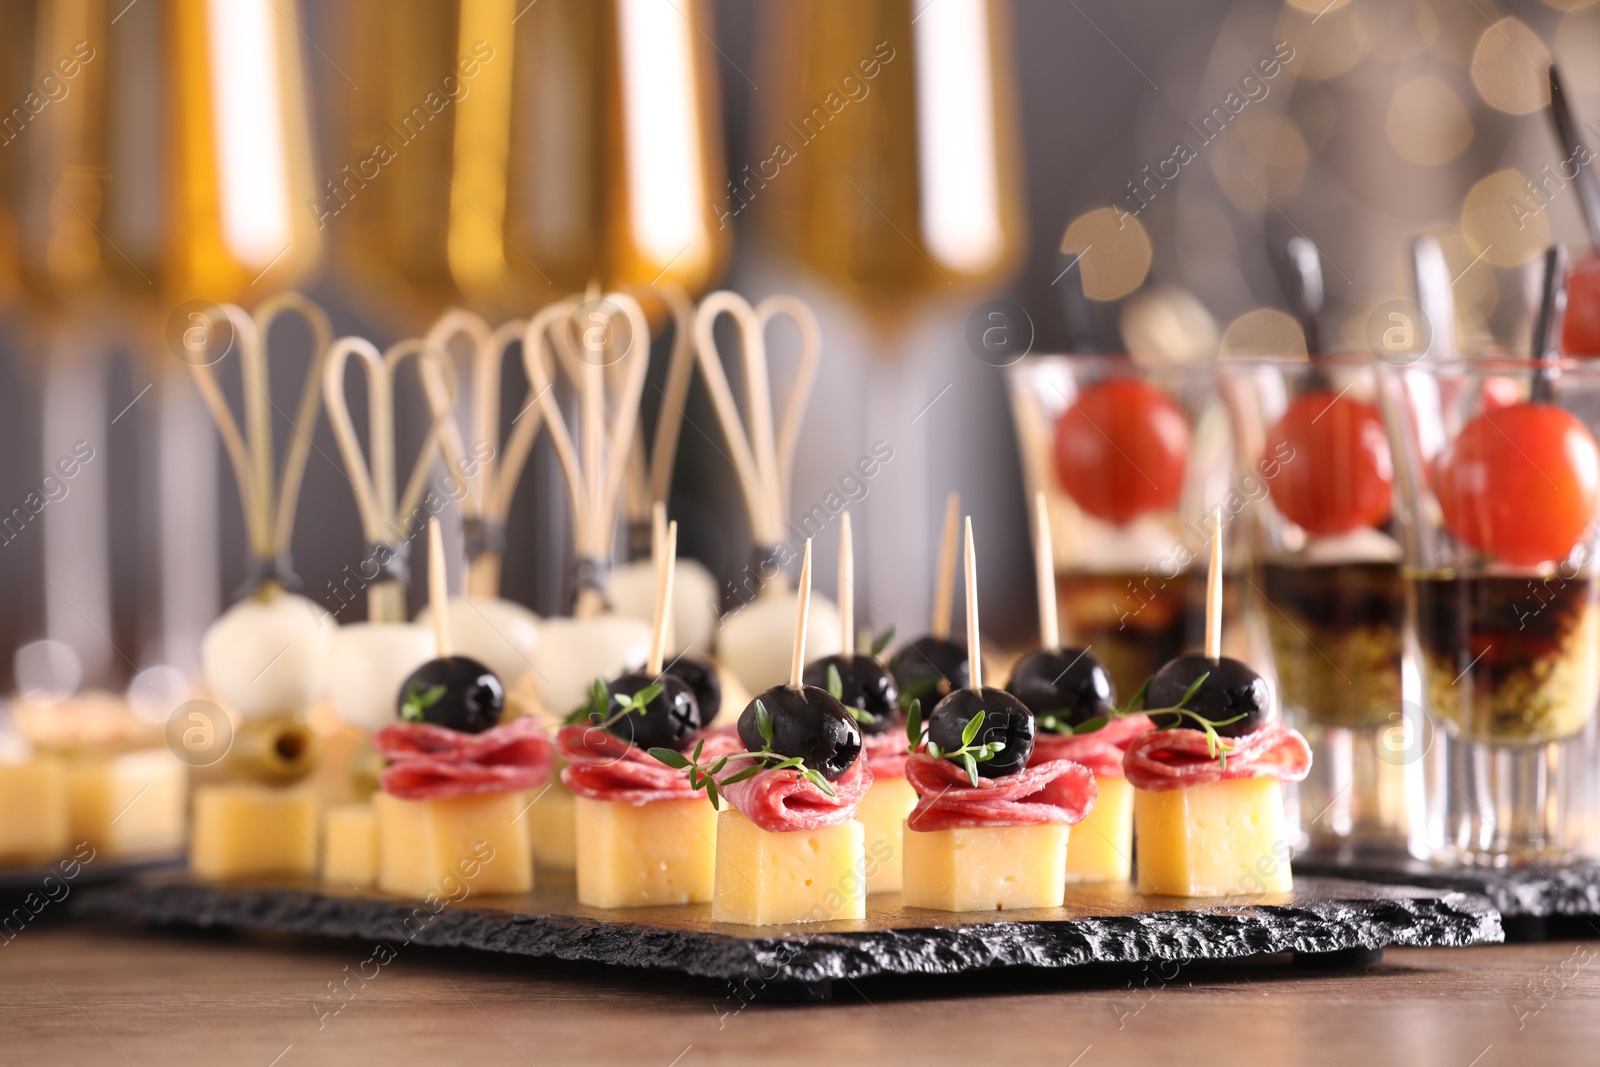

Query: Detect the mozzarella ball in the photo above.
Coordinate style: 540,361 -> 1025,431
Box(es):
201,593 -> 332,720
323,622 -> 436,732
528,614 -> 651,716
607,557 -> 720,658
415,596 -> 540,688
717,592 -> 841,695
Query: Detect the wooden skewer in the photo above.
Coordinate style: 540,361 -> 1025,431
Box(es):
964,517 -> 983,692
931,492 -> 960,639
428,518 -> 452,658
652,500 -> 673,659
791,539 -> 813,690
1205,506 -> 1223,662
1034,490 -> 1059,652
838,511 -> 854,656
647,521 -> 678,675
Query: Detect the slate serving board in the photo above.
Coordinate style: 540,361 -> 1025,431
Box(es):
76,873 -> 1501,1000
1294,856 -> 1600,941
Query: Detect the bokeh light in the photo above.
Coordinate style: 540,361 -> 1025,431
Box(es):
1120,285 -> 1220,366
1060,207 -> 1153,301
1470,17 -> 1551,114
1461,168 -> 1550,267
1219,308 -> 1307,359
1387,76 -> 1474,166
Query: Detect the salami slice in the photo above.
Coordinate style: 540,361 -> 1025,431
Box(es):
905,753 -> 1096,831
375,717 -> 554,800
863,731 -> 911,780
1028,715 -> 1153,778
556,725 -> 740,804
717,752 -> 872,833
1122,721 -> 1312,793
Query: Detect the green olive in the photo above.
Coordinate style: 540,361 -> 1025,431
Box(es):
225,714 -> 320,786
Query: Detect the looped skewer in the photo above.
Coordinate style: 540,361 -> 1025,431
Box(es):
420,309 -> 540,597
522,293 -> 652,618
617,284 -> 699,557
186,292 -> 333,602
323,335 -> 458,623
693,291 -> 821,591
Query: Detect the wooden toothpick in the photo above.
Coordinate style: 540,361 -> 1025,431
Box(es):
964,517 -> 982,691
838,511 -> 854,656
428,518 -> 452,658
791,539 -> 813,690
1205,506 -> 1223,662
1034,490 -> 1059,652
647,521 -> 678,676
931,492 -> 960,639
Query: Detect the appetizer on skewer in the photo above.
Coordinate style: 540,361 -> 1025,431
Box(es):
414,311 -> 542,686
886,493 -> 974,711
802,512 -> 914,894
558,521 -> 721,908
665,540 -> 869,926
901,519 -> 1096,913
365,521 -> 551,899
1128,510 -> 1312,897
1007,491 -> 1148,883
320,334 -> 454,737
188,297 -> 335,881
695,292 -> 841,693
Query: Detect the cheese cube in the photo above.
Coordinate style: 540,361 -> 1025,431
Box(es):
527,776 -> 576,870
0,758 -> 69,865
1133,777 -> 1293,897
573,796 -> 718,907
855,775 -> 917,894
190,783 -> 319,881
711,810 -> 866,925
1066,774 -> 1133,883
901,822 -> 1069,911
322,804 -> 378,888
67,750 -> 187,858
374,790 -> 532,899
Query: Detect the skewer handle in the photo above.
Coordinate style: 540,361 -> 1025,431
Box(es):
647,521 -> 678,675
931,492 -> 960,639
965,517 -> 983,691
1205,507 -> 1223,662
1034,491 -> 1059,651
791,539 -> 813,689
429,519 -> 452,659
839,511 -> 854,655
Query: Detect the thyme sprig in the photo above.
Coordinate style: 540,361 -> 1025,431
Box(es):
1036,672 -> 1247,771
400,682 -> 446,723
649,698 -> 837,806
562,677 -> 664,736
904,697 -> 1008,787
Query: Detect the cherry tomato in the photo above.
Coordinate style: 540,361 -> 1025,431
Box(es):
1053,378 -> 1188,525
1562,251 -> 1600,357
1436,402 -> 1600,566
1264,391 -> 1393,537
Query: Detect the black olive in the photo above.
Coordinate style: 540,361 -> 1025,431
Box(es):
1005,647 -> 1116,731
663,656 -> 722,724
926,687 -> 1034,778
599,670 -> 703,752
887,636 -> 970,711
397,656 -> 505,734
737,684 -> 862,781
802,653 -> 898,735
1145,653 -> 1270,737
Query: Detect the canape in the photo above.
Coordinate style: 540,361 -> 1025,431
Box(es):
901,518 -> 1097,912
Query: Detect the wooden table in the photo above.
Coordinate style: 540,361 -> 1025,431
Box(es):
3,919 -> 1596,1065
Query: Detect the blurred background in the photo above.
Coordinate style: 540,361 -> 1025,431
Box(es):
0,0 -> 1594,701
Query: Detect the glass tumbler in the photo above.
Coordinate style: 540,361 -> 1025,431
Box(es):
1382,358 -> 1600,867
1007,356 -> 1244,701
1223,356 -> 1413,859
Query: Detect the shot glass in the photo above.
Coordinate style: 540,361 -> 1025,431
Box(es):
1222,356 -> 1413,859
1382,358 -> 1600,867
1006,356 -> 1245,700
